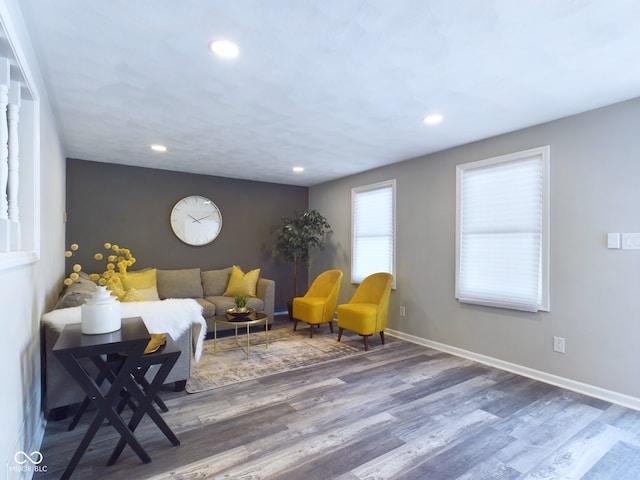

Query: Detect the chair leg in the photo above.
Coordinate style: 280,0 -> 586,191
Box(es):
380,331 -> 385,345
329,321 -> 334,333
309,324 -> 313,338
363,335 -> 369,351
293,318 -> 298,331
338,327 -> 344,342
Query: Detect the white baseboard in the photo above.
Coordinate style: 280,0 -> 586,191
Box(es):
385,328 -> 640,412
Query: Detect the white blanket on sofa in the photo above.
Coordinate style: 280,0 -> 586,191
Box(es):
41,298 -> 207,361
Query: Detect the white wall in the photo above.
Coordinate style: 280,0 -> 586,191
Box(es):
0,0 -> 65,477
310,97 -> 640,406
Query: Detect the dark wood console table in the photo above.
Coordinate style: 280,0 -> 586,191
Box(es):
52,316 -> 181,479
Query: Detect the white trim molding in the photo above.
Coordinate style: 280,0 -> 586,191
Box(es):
386,328 -> 640,412
0,2 -> 42,270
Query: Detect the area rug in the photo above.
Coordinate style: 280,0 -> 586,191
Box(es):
185,326 -> 367,393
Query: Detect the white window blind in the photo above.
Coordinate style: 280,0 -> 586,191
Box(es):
352,180 -> 396,286
456,146 -> 549,312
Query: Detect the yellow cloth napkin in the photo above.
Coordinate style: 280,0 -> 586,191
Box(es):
144,333 -> 167,354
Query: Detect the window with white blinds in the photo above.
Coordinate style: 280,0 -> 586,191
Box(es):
352,180 -> 396,287
456,146 -> 549,312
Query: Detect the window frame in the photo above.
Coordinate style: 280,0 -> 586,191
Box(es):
351,179 -> 397,289
455,146 -> 550,312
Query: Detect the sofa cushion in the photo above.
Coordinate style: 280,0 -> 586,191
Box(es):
157,268 -> 204,299
205,295 -> 264,315
122,268 -> 160,301
194,298 -> 216,318
223,265 -> 260,297
201,267 -> 232,297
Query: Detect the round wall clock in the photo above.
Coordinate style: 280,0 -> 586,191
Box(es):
170,195 -> 222,246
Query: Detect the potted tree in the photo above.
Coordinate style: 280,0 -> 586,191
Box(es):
270,209 -> 331,318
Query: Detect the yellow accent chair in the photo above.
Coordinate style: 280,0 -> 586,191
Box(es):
292,269 -> 343,338
337,272 -> 393,351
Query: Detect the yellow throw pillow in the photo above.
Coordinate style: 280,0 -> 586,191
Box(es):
121,269 -> 160,301
107,274 -> 125,299
223,265 -> 260,297
120,287 -> 145,302
110,285 -> 125,300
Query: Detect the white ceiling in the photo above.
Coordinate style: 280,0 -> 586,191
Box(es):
19,1 -> 640,186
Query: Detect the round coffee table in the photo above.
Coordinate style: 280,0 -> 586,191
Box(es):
213,311 -> 268,359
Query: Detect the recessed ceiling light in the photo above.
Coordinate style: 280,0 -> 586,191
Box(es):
292,166 -> 304,173
423,113 -> 443,125
151,144 -> 167,152
209,39 -> 239,59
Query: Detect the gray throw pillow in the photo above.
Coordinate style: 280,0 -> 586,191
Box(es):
156,268 -> 203,299
56,276 -> 97,308
201,267 -> 232,297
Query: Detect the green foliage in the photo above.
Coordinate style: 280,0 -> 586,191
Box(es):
270,209 -> 331,266
234,295 -> 247,308
270,209 -> 331,296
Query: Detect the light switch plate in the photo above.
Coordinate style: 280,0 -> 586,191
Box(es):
607,233 -> 621,249
622,233 -> 640,250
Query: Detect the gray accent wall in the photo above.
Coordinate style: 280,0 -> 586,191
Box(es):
66,159 -> 308,309
310,97 -> 640,401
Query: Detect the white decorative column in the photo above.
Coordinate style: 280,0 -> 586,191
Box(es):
0,58 -> 10,252
7,80 -> 20,249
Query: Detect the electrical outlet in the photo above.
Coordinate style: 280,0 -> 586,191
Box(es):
399,305 -> 406,317
553,336 -> 565,353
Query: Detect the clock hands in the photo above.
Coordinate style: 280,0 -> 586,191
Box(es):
188,214 -> 215,224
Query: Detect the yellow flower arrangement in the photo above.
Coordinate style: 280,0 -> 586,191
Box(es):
64,242 -> 136,288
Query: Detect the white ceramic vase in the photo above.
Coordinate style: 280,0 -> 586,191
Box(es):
81,285 -> 122,334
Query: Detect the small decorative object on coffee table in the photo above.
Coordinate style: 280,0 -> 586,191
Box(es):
225,306 -> 255,318
231,294 -> 249,314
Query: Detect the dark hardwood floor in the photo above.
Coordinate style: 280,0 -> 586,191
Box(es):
35,319 -> 640,479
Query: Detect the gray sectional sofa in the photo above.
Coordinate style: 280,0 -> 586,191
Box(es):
42,266 -> 275,418
156,267 -> 275,333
